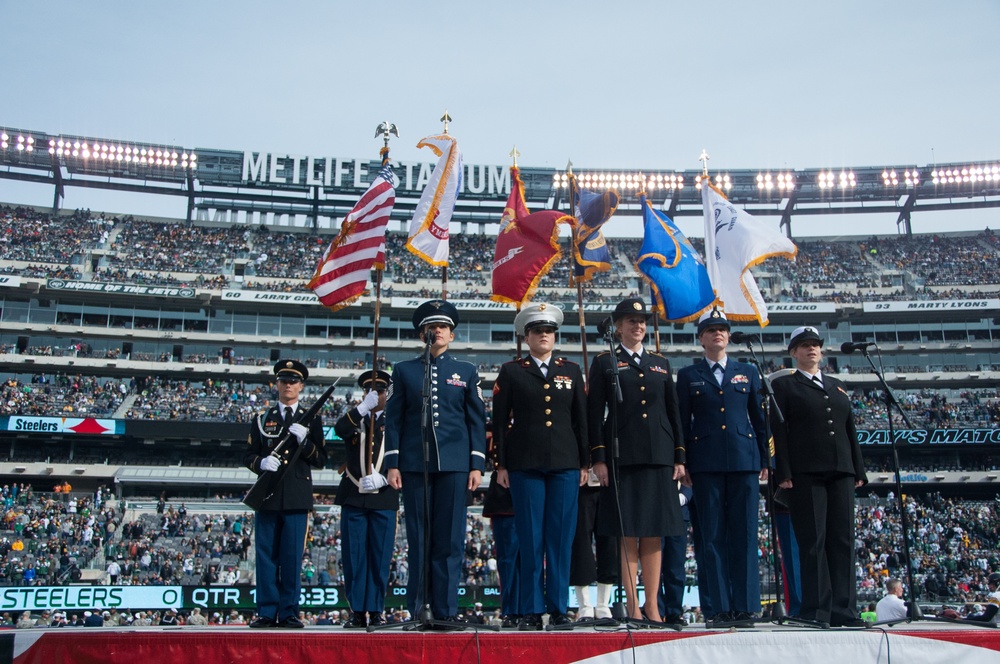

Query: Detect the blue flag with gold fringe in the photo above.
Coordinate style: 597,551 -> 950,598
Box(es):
570,175 -> 618,285
636,195 -> 717,322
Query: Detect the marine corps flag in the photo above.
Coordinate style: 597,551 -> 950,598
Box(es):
636,195 -> 717,322
307,164 -> 396,312
405,133 -> 462,267
491,166 -> 574,307
569,174 -> 619,285
701,183 -> 798,325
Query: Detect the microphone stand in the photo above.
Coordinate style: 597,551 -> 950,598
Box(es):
602,325 -> 678,632
861,347 -> 988,629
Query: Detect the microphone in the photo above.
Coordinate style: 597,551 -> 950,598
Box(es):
424,330 -> 438,346
730,331 -> 760,345
596,316 -> 614,338
840,341 -> 877,354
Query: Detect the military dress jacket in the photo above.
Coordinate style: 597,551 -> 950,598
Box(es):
492,356 -> 588,472
772,372 -> 867,485
333,408 -> 400,511
676,358 -> 769,474
587,347 -> 685,468
242,403 -> 327,512
384,352 -> 487,474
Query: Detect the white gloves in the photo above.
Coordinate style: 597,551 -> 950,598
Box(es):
259,455 -> 281,472
288,423 -> 308,443
679,492 -> 689,507
360,473 -> 389,492
357,391 -> 380,417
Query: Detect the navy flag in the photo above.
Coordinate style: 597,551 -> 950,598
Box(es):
569,174 -> 618,286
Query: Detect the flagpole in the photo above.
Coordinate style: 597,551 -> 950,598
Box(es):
638,177 -> 663,354
366,121 -> 396,475
567,166 -> 591,376
439,110 -> 452,300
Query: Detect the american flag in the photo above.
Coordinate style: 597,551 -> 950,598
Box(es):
308,164 -> 396,311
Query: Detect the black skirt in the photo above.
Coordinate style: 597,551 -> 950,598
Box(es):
595,464 -> 683,538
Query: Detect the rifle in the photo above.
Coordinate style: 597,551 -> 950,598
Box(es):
242,379 -> 339,511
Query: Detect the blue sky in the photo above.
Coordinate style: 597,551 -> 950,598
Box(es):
2,0 -> 998,237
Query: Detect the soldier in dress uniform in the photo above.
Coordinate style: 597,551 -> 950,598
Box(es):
243,359 -> 327,629
676,309 -> 769,627
773,326 -> 868,628
588,297 -> 686,623
493,303 -> 588,630
334,369 -> 399,629
384,300 -> 487,624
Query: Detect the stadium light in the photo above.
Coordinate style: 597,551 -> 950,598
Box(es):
557,171 -> 684,192
49,134 -> 196,169
931,164 -> 1000,185
694,173 -> 731,191
756,172 -> 795,192
817,170 -> 855,190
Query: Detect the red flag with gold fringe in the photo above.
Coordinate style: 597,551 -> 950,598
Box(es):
490,166 -> 574,307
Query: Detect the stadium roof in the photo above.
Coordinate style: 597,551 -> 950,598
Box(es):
2,126 -> 1000,236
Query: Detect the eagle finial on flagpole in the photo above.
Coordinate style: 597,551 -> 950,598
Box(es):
440,110 -> 452,135
375,121 -> 399,164
509,145 -> 519,168
699,149 -> 710,177
565,159 -> 573,175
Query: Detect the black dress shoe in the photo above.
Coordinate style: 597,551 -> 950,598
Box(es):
367,612 -> 386,627
517,614 -> 543,631
501,614 -> 519,628
663,614 -> 686,627
548,613 -> 573,627
731,611 -> 757,627
249,616 -> 278,629
277,615 -> 305,629
343,612 -> 367,629
705,612 -> 733,628
832,618 -> 868,628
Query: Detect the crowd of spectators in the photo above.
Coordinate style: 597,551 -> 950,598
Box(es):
2,208 -> 1000,304
0,207 -> 110,264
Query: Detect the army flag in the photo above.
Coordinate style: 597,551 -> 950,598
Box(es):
701,183 -> 797,325
636,195 -> 717,322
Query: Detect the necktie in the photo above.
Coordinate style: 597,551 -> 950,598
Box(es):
812,376 -> 823,388
283,406 -> 293,427
712,363 -> 724,384
539,362 -> 548,377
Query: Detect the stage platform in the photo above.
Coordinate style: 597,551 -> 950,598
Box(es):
3,621 -> 1000,664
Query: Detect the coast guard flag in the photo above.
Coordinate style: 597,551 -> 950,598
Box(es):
569,174 -> 619,285
405,133 -> 462,266
636,195 -> 716,322
701,183 -> 798,325
307,164 -> 396,311
491,166 -> 574,307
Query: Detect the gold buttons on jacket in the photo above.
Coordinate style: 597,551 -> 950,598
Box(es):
546,421 -> 552,427
545,409 -> 551,415
544,384 -> 550,390
545,396 -> 551,402
720,408 -> 725,413
641,400 -> 647,405
640,386 -> 646,392
639,373 -> 645,378
721,425 -> 726,430
642,413 -> 648,419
